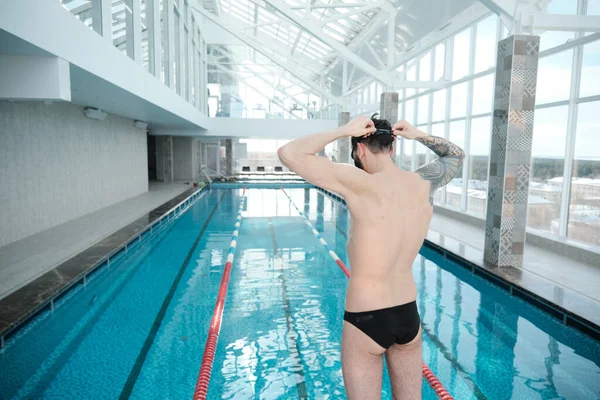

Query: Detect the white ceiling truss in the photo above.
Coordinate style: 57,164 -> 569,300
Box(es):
61,0 -> 600,114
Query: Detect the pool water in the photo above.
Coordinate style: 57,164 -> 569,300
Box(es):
1,188 -> 599,399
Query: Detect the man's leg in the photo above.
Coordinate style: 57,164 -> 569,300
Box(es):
384,328 -> 422,400
342,321 -> 386,399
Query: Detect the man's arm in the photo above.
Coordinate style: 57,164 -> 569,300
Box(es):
392,121 -> 465,193
278,116 -> 376,196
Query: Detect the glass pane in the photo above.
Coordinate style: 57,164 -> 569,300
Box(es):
539,0 -> 577,51
432,89 -> 446,122
435,44 -> 445,80
579,39 -> 600,98
588,0 -> 600,14
405,99 -> 415,124
418,95 -> 429,125
453,28 -> 472,80
540,31 -> 575,52
568,101 -> 600,245
472,74 -> 494,116
431,122 -> 444,138
141,0 -> 149,71
415,125 -> 428,168
61,0 -> 94,30
447,120 -> 466,208
468,116 -> 492,215
174,13 -> 180,93
419,52 -> 432,94
451,82 -> 468,119
406,65 -> 416,97
548,0 -> 578,14
420,52 -> 432,80
528,106 -> 569,234
537,50 -> 573,104
402,139 -> 412,171
475,15 -> 497,73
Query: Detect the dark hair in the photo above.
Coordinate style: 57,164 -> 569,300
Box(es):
351,113 -> 394,156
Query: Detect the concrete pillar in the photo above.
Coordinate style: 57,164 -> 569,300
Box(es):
304,188 -> 310,215
337,111 -> 351,163
380,92 -> 399,162
162,136 -> 174,182
484,35 -> 540,268
225,138 -> 233,176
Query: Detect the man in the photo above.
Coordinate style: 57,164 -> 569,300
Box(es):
278,115 -> 464,399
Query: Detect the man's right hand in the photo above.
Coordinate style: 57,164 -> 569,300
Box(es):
341,116 -> 377,138
392,120 -> 425,140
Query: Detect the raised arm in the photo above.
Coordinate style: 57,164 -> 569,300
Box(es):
392,120 -> 465,197
278,116 -> 376,197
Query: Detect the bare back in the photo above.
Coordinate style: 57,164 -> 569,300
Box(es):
344,169 -> 432,312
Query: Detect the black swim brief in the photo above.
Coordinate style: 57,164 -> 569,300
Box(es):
343,301 -> 421,349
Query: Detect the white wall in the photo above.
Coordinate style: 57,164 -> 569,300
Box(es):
0,101 -> 148,247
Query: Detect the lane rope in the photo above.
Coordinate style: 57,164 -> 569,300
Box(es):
281,187 -> 454,400
193,187 -> 246,400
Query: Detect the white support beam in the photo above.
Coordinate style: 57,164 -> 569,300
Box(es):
323,10 -> 388,75
125,0 -> 142,63
292,2 -> 366,9
387,9 -> 396,70
259,0 -> 387,83
147,0 -> 161,76
365,41 -> 385,69
391,79 -> 446,90
191,5 -> 343,105
165,0 -> 175,88
342,59 -> 348,95
534,14 -> 600,32
100,0 -> 113,40
290,30 -> 303,56
477,0 -> 515,20
321,2 -> 386,23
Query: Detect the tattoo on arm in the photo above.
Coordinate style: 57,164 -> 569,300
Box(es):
413,136 -> 465,202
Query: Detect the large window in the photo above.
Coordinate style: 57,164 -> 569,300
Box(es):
432,89 -> 446,122
435,44 -> 445,80
451,82 -> 468,119
418,95 -> 429,125
472,74 -> 494,116
447,120 -> 466,209
528,106 -> 569,234
568,101 -> 600,245
468,116 -> 492,215
475,15 -> 497,73
453,28 -> 472,80
537,50 -> 573,105
539,0 -> 577,52
579,40 -> 600,98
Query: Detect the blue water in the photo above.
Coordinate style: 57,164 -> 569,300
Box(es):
1,188 -> 599,399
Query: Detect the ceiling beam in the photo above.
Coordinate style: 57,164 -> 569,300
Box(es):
323,10 -> 388,75
291,2 -> 367,9
192,5 -> 343,105
258,0 -> 388,83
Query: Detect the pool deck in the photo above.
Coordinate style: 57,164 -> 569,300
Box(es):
0,182 -> 202,342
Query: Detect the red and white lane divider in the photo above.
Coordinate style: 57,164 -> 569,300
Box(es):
281,188 -> 454,400
193,188 -> 246,400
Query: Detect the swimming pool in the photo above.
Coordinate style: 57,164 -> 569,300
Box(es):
1,187 -> 599,399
